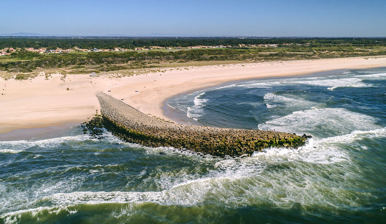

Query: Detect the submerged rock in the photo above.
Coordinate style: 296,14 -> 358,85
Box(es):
81,114 -> 104,138
95,92 -> 308,157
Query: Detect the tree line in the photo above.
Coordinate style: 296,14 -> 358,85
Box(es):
2,45 -> 386,74
1,37 -> 386,49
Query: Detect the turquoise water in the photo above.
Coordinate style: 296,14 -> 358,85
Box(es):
1,68 -> 386,223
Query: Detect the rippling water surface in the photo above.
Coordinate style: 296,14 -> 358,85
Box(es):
1,68 -> 386,223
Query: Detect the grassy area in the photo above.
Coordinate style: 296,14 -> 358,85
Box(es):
1,38 -> 386,79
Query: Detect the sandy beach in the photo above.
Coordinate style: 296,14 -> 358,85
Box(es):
1,56 -> 386,135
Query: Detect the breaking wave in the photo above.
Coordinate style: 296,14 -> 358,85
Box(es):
2,67 -> 386,223
258,107 -> 380,138
186,92 -> 208,121
263,92 -> 318,109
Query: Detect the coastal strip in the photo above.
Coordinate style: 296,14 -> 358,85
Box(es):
109,56 -> 386,122
1,57 -> 386,135
97,92 -> 307,157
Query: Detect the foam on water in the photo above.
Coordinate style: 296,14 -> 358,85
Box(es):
2,68 -> 386,223
0,131 -> 127,152
291,77 -> 371,90
1,154 -> 267,220
180,71 -> 384,122
258,107 -> 380,138
208,70 -> 386,96
1,132 -> 382,222
142,145 -> 215,162
0,140 -> 368,221
227,75 -> 373,91
0,134 -> 91,151
3,125 -> 383,220
357,72 -> 386,79
229,82 -> 273,89
186,92 -> 208,121
251,139 -> 348,165
5,124 -> 383,219
263,92 -> 318,109
252,127 -> 385,165
0,148 -> 24,154
0,173 -> 87,218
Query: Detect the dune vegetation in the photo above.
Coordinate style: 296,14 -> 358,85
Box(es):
1,37 -> 386,79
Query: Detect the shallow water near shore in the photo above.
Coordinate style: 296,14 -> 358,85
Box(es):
1,68 -> 386,223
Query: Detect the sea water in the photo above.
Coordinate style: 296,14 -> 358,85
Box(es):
1,68 -> 385,223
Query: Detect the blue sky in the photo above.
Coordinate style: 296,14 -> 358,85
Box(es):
1,0 -> 386,37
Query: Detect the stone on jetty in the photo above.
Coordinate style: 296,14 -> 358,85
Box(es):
96,92 -> 307,157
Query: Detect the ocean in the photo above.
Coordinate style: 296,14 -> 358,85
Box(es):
1,67 -> 385,223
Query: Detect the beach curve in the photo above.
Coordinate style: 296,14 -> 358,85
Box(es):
1,56 -> 386,135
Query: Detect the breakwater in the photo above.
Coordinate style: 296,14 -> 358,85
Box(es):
96,92 -> 307,156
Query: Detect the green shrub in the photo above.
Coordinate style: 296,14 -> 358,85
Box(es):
15,73 -> 28,80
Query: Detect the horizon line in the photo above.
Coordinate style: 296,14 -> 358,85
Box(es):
1,34 -> 386,39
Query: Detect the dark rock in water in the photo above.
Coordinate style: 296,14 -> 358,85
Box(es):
81,115 -> 104,138
95,92 -> 307,157
302,134 -> 312,139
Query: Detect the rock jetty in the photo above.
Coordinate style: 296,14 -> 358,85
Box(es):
96,92 -> 308,157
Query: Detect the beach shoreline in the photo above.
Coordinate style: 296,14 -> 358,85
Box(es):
162,68 -> 353,125
121,56 -> 386,123
1,56 -> 386,138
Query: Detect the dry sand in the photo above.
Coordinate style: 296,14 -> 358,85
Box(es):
1,56 -> 386,134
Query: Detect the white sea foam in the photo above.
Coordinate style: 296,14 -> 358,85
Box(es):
3,122 -> 381,219
230,75 -> 372,91
0,131 -> 129,152
211,70 -> 384,94
15,125 -> 382,210
265,103 -> 275,108
254,143 -> 349,165
258,108 -> 380,137
3,124 -> 384,221
1,139 -> 360,218
292,77 -> 371,90
186,92 -> 208,121
1,206 -> 79,224
263,92 -> 318,109
237,81 -> 278,89
317,127 -> 386,146
0,173 -> 87,222
0,134 -> 91,150
214,83 -> 237,90
357,72 -> 386,79
254,127 -> 385,165
143,145 -> 212,160
0,148 -> 24,154
37,156 -> 267,207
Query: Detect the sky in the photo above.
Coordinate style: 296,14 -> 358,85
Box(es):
1,0 -> 386,37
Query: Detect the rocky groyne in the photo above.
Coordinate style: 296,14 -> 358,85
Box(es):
96,92 -> 308,157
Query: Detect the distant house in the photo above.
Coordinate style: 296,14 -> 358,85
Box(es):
150,46 -> 163,49
62,49 -> 74,53
190,46 -> 204,49
38,48 -> 46,53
